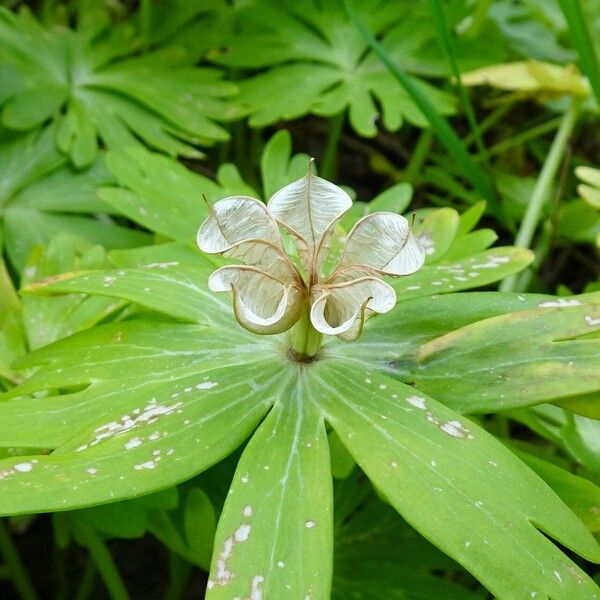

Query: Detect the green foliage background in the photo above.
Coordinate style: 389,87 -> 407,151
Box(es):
0,1 -> 599,599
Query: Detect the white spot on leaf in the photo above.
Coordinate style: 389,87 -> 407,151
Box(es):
251,575 -> 264,600
234,524 -> 251,542
13,463 -> 33,473
406,395 -> 427,410
538,299 -> 581,308
196,381 -> 218,390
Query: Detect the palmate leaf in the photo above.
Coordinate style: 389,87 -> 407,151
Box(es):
211,0 -> 456,136
140,0 -> 233,64
4,234 -> 600,597
0,128 -> 149,272
2,333 -> 599,597
0,7 -> 239,167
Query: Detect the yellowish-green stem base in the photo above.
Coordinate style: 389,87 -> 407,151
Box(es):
289,307 -> 322,362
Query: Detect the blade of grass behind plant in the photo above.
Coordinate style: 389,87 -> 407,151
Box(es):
0,519 -> 38,600
557,0 -> 600,105
343,0 -> 501,220
428,0 -> 488,163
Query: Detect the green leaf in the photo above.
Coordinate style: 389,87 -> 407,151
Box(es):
23,252 -> 231,328
4,207 -> 149,272
20,236 -> 121,350
260,129 -> 310,199
368,182 -> 412,215
333,472 -> 482,599
0,306 -> 25,388
184,488 -> 217,570
0,359 -> 283,514
328,431 -> 356,479
335,291 -> 558,377
0,320 -> 267,447
414,207 -> 460,263
456,200 -> 486,235
99,147 -> 223,241
206,392 -> 332,599
441,229 -> 498,261
10,157 -> 112,213
515,450 -> 600,532
0,127 -> 63,207
415,303 -> 600,412
561,414 -> 600,475
394,247 -> 534,299
0,128 -> 149,273
2,82 -> 68,129
0,10 -> 239,165
214,0 -> 456,136
307,361 -> 600,599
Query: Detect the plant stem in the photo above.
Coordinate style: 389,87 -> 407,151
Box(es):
463,0 -> 493,38
321,112 -> 345,180
74,522 -> 130,600
484,116 -> 563,158
462,102 -> 513,148
290,306 -> 322,360
163,553 -> 192,600
404,129 -> 433,185
73,560 -> 96,600
248,127 -> 265,191
500,99 -> 581,292
140,0 -> 152,51
514,220 -> 554,292
0,519 -> 38,600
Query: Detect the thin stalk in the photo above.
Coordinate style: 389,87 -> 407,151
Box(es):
246,127 -> 264,192
0,519 -> 38,600
429,0 -> 488,162
484,116 -> 563,158
73,560 -> 97,600
462,102 -> 513,148
233,120 -> 249,180
500,99 -> 581,292
514,220 -> 554,292
321,112 -> 345,180
403,129 -> 433,185
463,0 -> 493,38
163,553 -> 192,600
290,306 -> 322,360
52,545 -> 68,600
140,0 -> 152,51
74,522 -> 130,600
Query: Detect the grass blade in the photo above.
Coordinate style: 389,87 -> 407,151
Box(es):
428,0 -> 488,162
557,0 -> 600,105
343,0 -> 500,218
